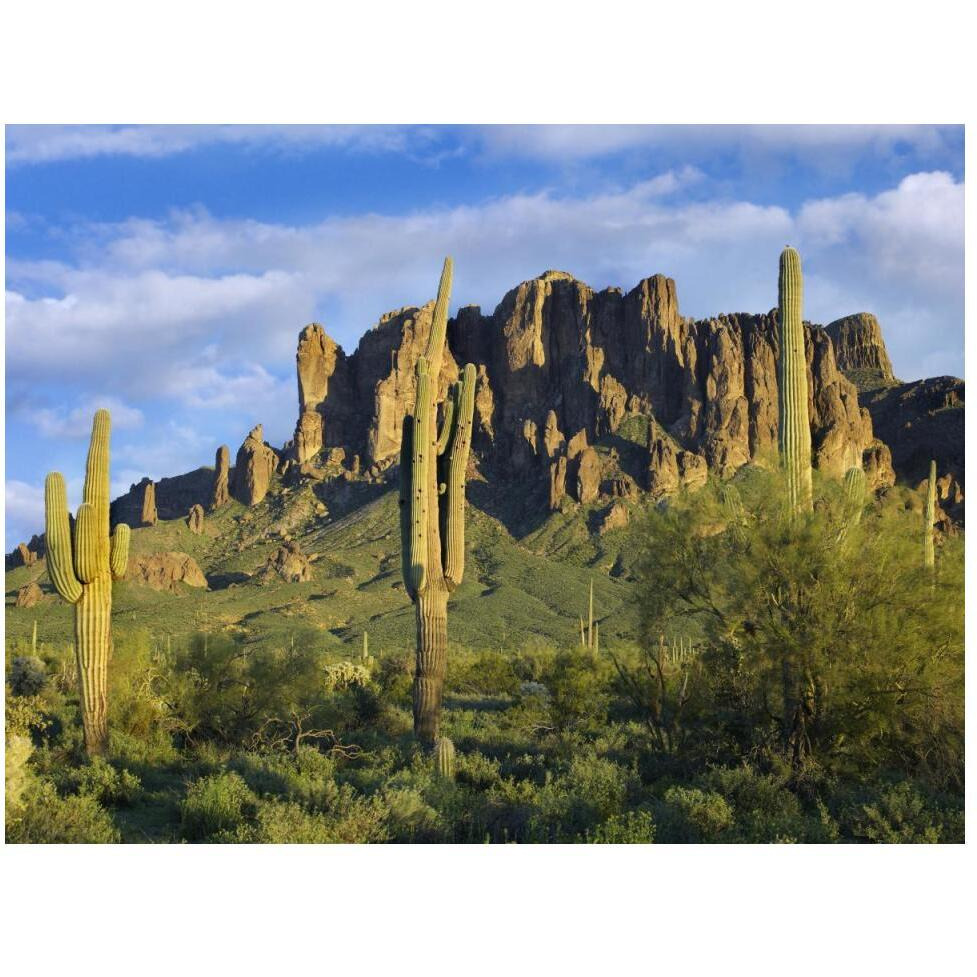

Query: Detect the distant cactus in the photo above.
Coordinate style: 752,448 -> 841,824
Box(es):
841,466 -> 867,536
434,736 -> 455,780
579,580 -> 599,649
44,409 -> 130,755
924,459 -> 936,569
399,258 -> 478,746
777,246 -> 813,514
362,631 -> 369,661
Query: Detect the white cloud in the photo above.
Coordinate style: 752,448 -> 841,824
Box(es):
4,124 -> 430,165
5,481 -> 45,546
5,124 -> 960,172
26,395 -> 144,439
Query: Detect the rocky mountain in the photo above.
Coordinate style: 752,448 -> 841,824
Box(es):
9,268 -> 964,566
276,270 -> 905,525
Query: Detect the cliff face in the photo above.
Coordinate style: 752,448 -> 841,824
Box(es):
825,313 -> 896,390
286,270 -> 887,509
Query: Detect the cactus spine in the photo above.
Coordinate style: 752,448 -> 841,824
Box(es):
434,736 -> 455,780
777,246 -> 813,514
44,409 -> 130,756
924,460 -> 936,569
399,258 -> 477,745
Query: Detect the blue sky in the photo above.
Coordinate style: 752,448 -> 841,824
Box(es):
4,124 -> 965,549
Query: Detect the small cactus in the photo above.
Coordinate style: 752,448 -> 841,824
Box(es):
434,736 -> 455,780
44,409 -> 130,755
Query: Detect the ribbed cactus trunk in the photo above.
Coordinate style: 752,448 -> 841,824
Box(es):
777,246 -> 813,514
924,459 -> 936,569
399,258 -> 477,746
44,409 -> 130,756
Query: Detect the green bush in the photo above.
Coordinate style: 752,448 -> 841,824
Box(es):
181,771 -> 258,841
657,786 -> 734,843
590,810 -> 656,844
8,656 -> 47,697
9,780 -> 120,843
843,783 -> 946,844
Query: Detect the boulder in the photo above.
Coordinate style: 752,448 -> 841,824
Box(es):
258,541 -> 313,583
575,447 -> 601,504
187,504 -> 205,534
126,552 -> 208,592
15,581 -> 43,607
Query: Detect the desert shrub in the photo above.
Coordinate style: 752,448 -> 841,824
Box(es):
181,771 -> 258,841
382,787 -> 444,841
447,650 -> 520,697
231,748 -> 338,811
841,782 -> 948,844
8,656 -> 47,697
528,752 -> 633,841
67,757 -> 142,807
699,766 -> 836,843
657,786 -> 734,843
4,695 -> 52,740
9,780 -> 120,843
226,800 -> 342,844
590,810 -> 656,844
455,750 -> 502,790
5,735 -> 34,825
543,650 -> 611,734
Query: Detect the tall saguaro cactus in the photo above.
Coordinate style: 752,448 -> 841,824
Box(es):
399,258 -> 477,745
923,459 -> 937,570
777,246 -> 813,514
44,409 -> 130,756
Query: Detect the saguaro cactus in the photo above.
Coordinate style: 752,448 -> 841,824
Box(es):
399,258 -> 477,745
777,246 -> 813,514
434,736 -> 455,780
44,409 -> 130,756
841,466 -> 867,536
923,459 -> 936,569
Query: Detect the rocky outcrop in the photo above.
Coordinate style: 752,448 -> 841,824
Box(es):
258,541 -> 313,583
15,581 -> 43,607
293,324 -> 342,463
598,501 -> 630,534
575,446 -> 602,504
127,552 -> 207,592
825,313 -> 896,389
233,425 -> 279,506
861,376 -> 964,520
140,479 -> 158,526
187,504 -> 205,534
284,270 -> 876,516
212,445 -> 230,509
647,422 -> 708,500
15,543 -> 36,567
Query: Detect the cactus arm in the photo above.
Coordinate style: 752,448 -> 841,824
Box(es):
399,414 -> 417,601
44,472 -> 83,604
83,408 -> 112,543
777,246 -> 813,514
441,363 -> 475,589
408,357 -> 432,595
110,523 -> 130,580
424,257 -> 453,384
74,502 -> 109,583
435,385 -> 457,456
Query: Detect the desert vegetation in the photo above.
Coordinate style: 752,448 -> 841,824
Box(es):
4,249 -> 964,843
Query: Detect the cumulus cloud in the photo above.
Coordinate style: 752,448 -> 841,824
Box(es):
24,395 -> 144,439
5,481 -> 45,545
